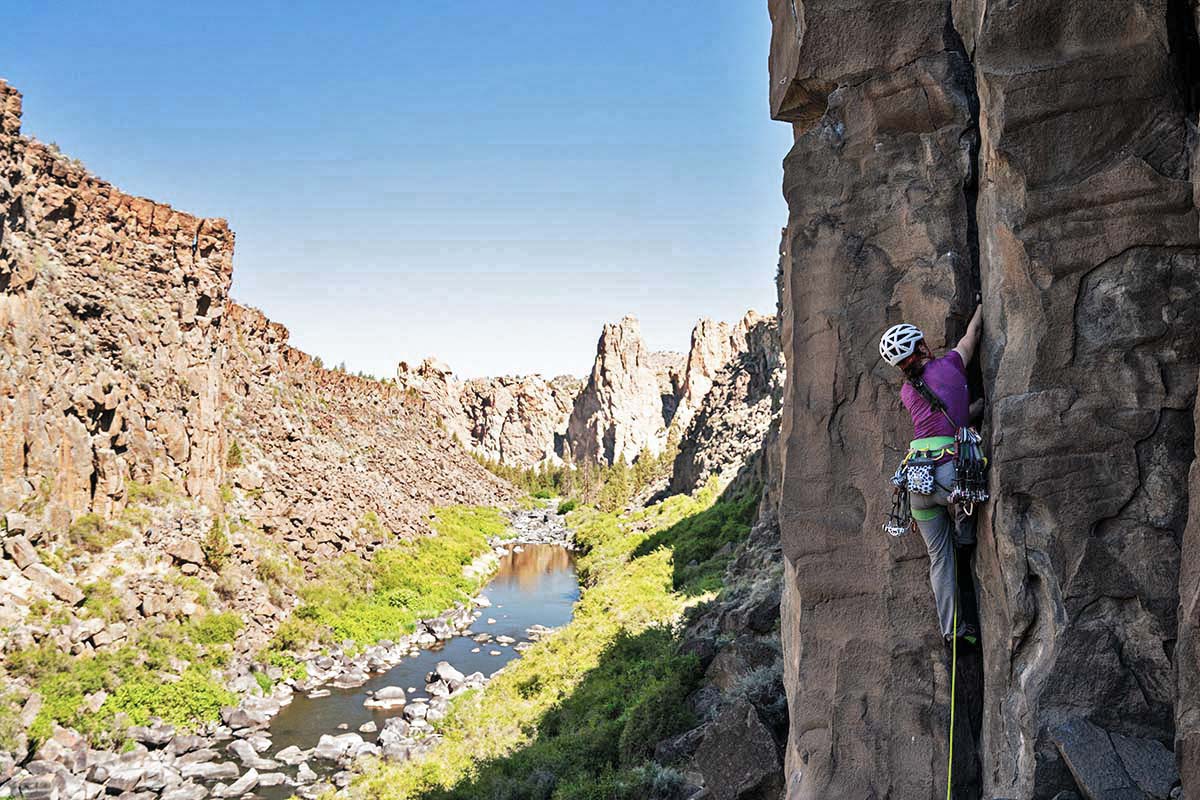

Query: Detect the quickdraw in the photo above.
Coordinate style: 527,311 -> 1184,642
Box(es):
950,425 -> 988,514
883,484 -> 912,537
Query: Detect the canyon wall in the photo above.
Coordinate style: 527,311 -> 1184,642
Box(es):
394,358 -> 582,467
400,312 -> 782,479
671,311 -> 784,497
0,82 -> 233,528
0,78 -> 512,636
770,2 -> 1199,799
563,315 -> 684,466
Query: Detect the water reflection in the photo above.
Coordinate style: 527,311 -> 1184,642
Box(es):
259,543 -> 579,799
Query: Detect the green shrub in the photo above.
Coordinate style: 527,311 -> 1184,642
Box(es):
225,439 -> 243,468
260,506 -> 505,663
252,670 -> 273,694
202,518 -> 230,570
11,619 -> 236,746
68,514 -> 129,553
531,489 -> 553,500
187,611 -> 243,645
82,579 -> 123,621
557,499 -> 578,515
126,480 -> 179,506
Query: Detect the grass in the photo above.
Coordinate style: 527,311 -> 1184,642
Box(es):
349,477 -> 755,800
67,513 -> 131,553
4,610 -> 240,746
259,506 -> 507,665
126,479 -> 180,506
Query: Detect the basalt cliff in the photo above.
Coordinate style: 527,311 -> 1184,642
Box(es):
770,2 -> 1199,799
0,77 -> 512,659
399,312 -> 783,492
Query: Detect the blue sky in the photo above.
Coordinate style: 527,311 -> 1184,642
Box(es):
3,2 -> 790,378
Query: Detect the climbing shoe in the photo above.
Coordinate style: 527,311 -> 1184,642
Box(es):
943,624 -> 979,648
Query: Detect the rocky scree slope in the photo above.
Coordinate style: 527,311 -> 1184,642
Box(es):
0,75 -> 512,716
769,2 -> 1199,799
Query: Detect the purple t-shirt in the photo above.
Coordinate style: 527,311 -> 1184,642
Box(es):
901,351 -> 969,440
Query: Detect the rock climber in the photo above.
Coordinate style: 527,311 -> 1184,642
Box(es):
879,305 -> 983,646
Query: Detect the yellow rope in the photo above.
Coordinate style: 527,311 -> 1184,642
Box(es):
946,552 -> 958,800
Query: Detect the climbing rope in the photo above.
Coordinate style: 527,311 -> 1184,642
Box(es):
946,551 -> 959,800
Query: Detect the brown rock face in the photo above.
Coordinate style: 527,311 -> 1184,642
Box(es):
0,78 -> 512,561
671,312 -> 784,496
0,80 -> 233,522
395,358 -> 582,468
769,2 -> 1200,799
564,316 -> 684,465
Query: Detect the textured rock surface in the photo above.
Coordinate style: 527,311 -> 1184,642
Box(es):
222,305 -> 514,557
564,315 -> 683,465
671,312 -> 784,496
395,358 -> 581,467
0,78 -> 513,649
0,81 -> 233,521
769,2 -> 1199,799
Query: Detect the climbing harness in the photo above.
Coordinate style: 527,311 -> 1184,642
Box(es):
909,374 -> 990,508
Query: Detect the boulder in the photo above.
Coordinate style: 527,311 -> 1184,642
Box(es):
4,535 -> 38,570
220,767 -> 258,797
363,686 -> 406,710
1051,719 -> 1178,800
180,761 -> 239,781
274,745 -> 307,766
22,564 -> 83,605
692,701 -> 781,800
165,540 -> 205,566
160,783 -> 207,800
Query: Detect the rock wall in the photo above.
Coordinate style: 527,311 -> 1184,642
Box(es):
564,315 -> 684,466
395,358 -> 582,468
0,76 -> 512,576
671,312 -> 784,497
0,79 -> 234,530
769,2 -> 1200,799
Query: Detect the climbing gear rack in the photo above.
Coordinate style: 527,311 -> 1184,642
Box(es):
950,426 -> 988,514
883,484 -> 912,537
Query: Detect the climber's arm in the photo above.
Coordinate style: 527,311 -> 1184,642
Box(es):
953,304 -> 983,364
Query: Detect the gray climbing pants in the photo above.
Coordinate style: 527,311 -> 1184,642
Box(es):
910,461 -> 976,639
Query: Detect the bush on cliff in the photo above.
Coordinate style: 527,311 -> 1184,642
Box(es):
350,477 -> 752,800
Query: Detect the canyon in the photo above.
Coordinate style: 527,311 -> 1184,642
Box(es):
0,73 -> 789,800
2,1 -> 1198,797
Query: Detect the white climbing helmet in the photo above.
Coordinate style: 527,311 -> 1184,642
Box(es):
879,323 -> 925,366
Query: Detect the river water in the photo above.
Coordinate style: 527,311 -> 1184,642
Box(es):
260,543 -> 579,797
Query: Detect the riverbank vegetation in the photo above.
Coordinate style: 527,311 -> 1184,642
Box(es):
472,431 -> 680,513
260,505 -> 509,673
350,477 -> 758,800
6,612 -> 240,746
0,505 -> 513,749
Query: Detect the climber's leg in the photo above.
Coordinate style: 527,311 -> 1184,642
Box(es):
912,493 -> 956,640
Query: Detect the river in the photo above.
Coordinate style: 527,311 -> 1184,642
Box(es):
257,541 -> 579,798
